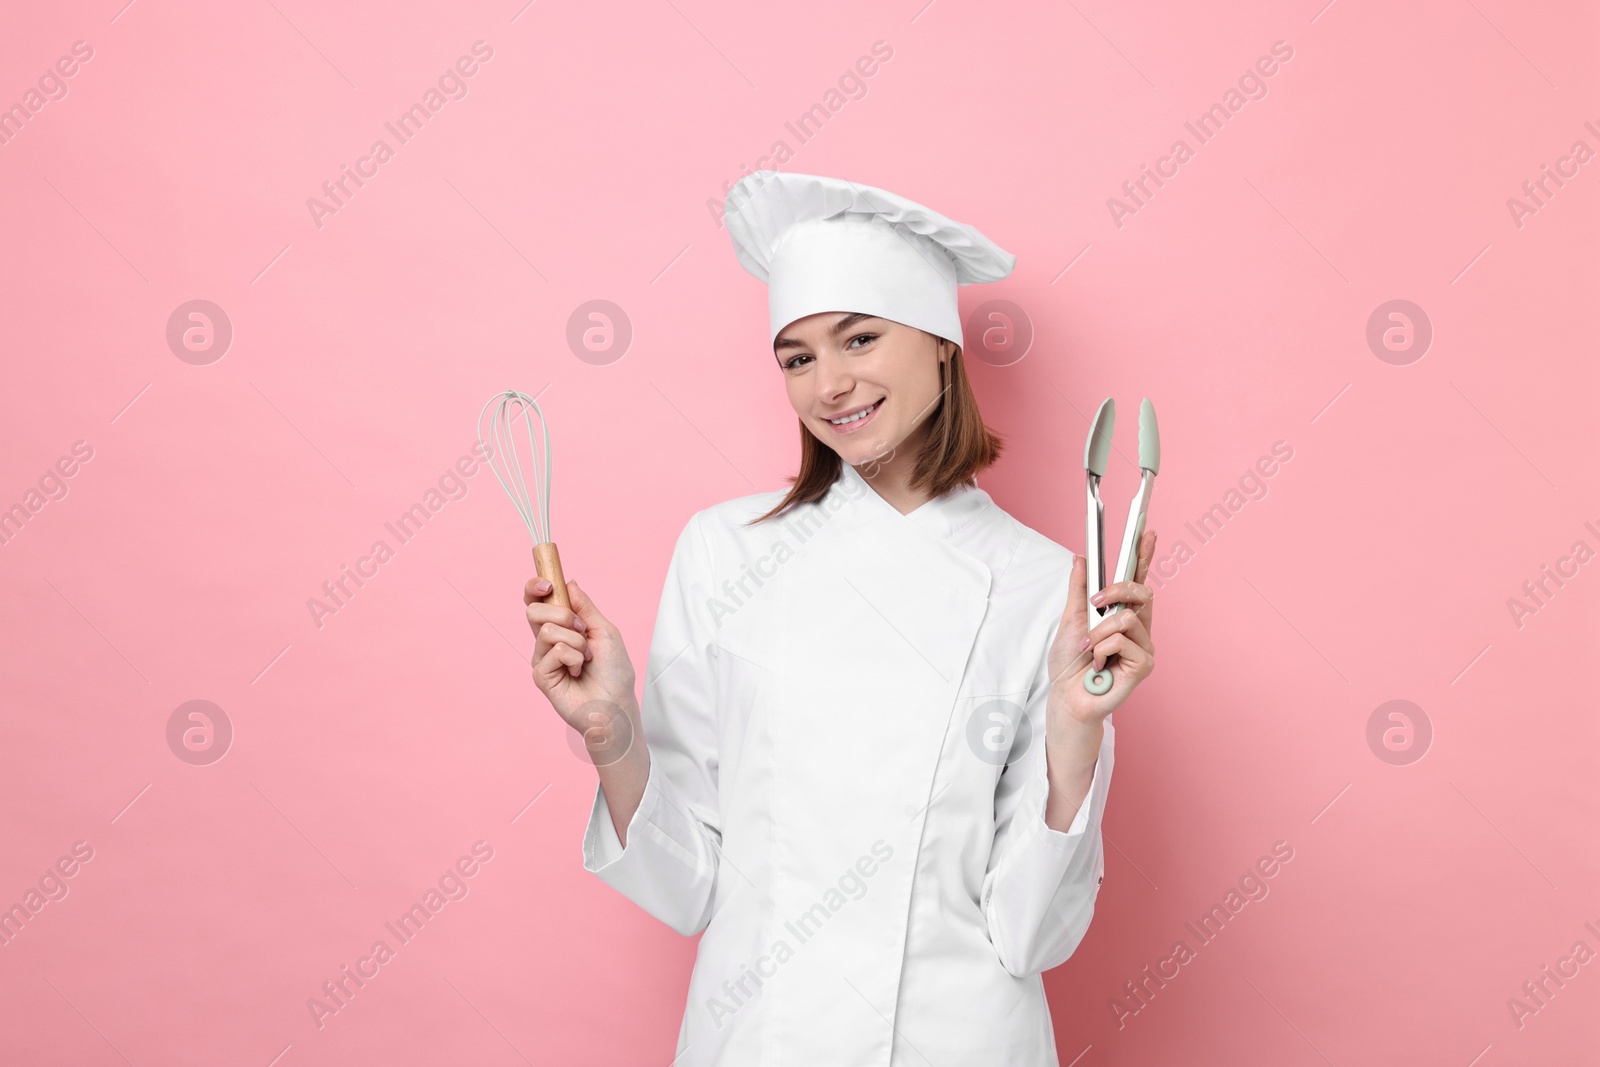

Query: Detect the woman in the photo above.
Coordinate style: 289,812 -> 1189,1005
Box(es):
525,172 -> 1157,1065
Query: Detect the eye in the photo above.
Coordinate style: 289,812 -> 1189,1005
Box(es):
846,333 -> 878,350
782,353 -> 814,370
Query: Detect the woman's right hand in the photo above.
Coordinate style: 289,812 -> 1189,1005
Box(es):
524,577 -> 639,749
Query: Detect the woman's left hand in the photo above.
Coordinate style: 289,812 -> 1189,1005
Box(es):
1047,529 -> 1158,726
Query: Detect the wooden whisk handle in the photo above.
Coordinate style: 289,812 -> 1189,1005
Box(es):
533,542 -> 570,611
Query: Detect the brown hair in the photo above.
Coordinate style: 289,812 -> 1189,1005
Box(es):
748,343 -> 1005,525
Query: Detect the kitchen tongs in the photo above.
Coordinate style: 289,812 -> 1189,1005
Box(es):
1083,397 -> 1160,694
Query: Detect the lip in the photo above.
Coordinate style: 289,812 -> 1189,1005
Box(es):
822,398 -> 884,434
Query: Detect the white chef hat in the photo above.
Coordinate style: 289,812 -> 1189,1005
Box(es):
723,171 -> 1016,349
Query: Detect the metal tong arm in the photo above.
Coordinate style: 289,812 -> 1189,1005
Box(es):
1085,472 -> 1107,624
1095,468 -> 1154,625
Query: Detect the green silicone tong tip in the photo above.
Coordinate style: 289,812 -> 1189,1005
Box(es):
1138,398 -> 1161,473
1084,398 -> 1115,476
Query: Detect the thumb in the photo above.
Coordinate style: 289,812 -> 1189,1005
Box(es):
1062,553 -> 1088,639
565,579 -> 610,631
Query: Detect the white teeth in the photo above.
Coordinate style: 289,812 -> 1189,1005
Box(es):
829,401 -> 879,425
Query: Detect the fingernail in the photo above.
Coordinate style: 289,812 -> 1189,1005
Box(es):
573,617 -> 587,632
536,579 -> 551,592
1079,636 -> 1091,650
1091,591 -> 1106,605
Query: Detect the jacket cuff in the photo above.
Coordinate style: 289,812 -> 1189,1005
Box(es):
583,752 -> 718,877
580,755 -> 721,936
581,777 -> 631,874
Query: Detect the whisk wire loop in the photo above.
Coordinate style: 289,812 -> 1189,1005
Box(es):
476,389 -> 554,546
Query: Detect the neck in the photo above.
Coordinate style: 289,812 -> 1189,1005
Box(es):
838,408 -> 948,515
852,446 -> 932,516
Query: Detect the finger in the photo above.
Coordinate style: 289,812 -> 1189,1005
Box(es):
1090,632 -> 1152,677
1084,604 -> 1146,648
531,639 -> 569,687
527,599 -> 588,637
526,606 -> 572,643
1133,529 -> 1157,585
1091,606 -> 1153,656
1117,608 -> 1153,656
527,578 -> 589,636
536,620 -> 589,660
1062,554 -> 1088,639
565,580 -> 609,634
1090,579 -> 1154,612
534,642 -> 583,688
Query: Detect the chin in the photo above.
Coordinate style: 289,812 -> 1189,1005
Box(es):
838,434 -> 895,468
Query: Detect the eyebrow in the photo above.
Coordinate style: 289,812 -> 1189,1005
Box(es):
773,312 -> 879,353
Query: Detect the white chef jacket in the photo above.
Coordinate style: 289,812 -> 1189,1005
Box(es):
582,459 -> 1114,1065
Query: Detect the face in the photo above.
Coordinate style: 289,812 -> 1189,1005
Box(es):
774,312 -> 951,471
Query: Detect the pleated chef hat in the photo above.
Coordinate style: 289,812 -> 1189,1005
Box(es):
723,171 -> 1016,349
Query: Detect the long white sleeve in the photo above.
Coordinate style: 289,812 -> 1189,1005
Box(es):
581,510 -> 724,937
979,615 -> 1116,978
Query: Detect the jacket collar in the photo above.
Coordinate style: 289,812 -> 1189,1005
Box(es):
831,459 -> 994,542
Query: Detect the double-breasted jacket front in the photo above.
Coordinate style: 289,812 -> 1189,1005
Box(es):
582,461 -> 1115,1065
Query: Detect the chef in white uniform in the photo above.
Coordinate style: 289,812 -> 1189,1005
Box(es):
524,171 -> 1158,1066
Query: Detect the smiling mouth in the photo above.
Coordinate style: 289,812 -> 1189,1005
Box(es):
825,398 -> 884,432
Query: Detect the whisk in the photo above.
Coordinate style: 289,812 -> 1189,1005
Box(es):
478,389 -> 570,611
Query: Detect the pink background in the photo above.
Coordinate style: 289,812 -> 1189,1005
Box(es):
2,0 -> 1596,1064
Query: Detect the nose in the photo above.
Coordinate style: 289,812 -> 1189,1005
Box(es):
814,351 -> 853,404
